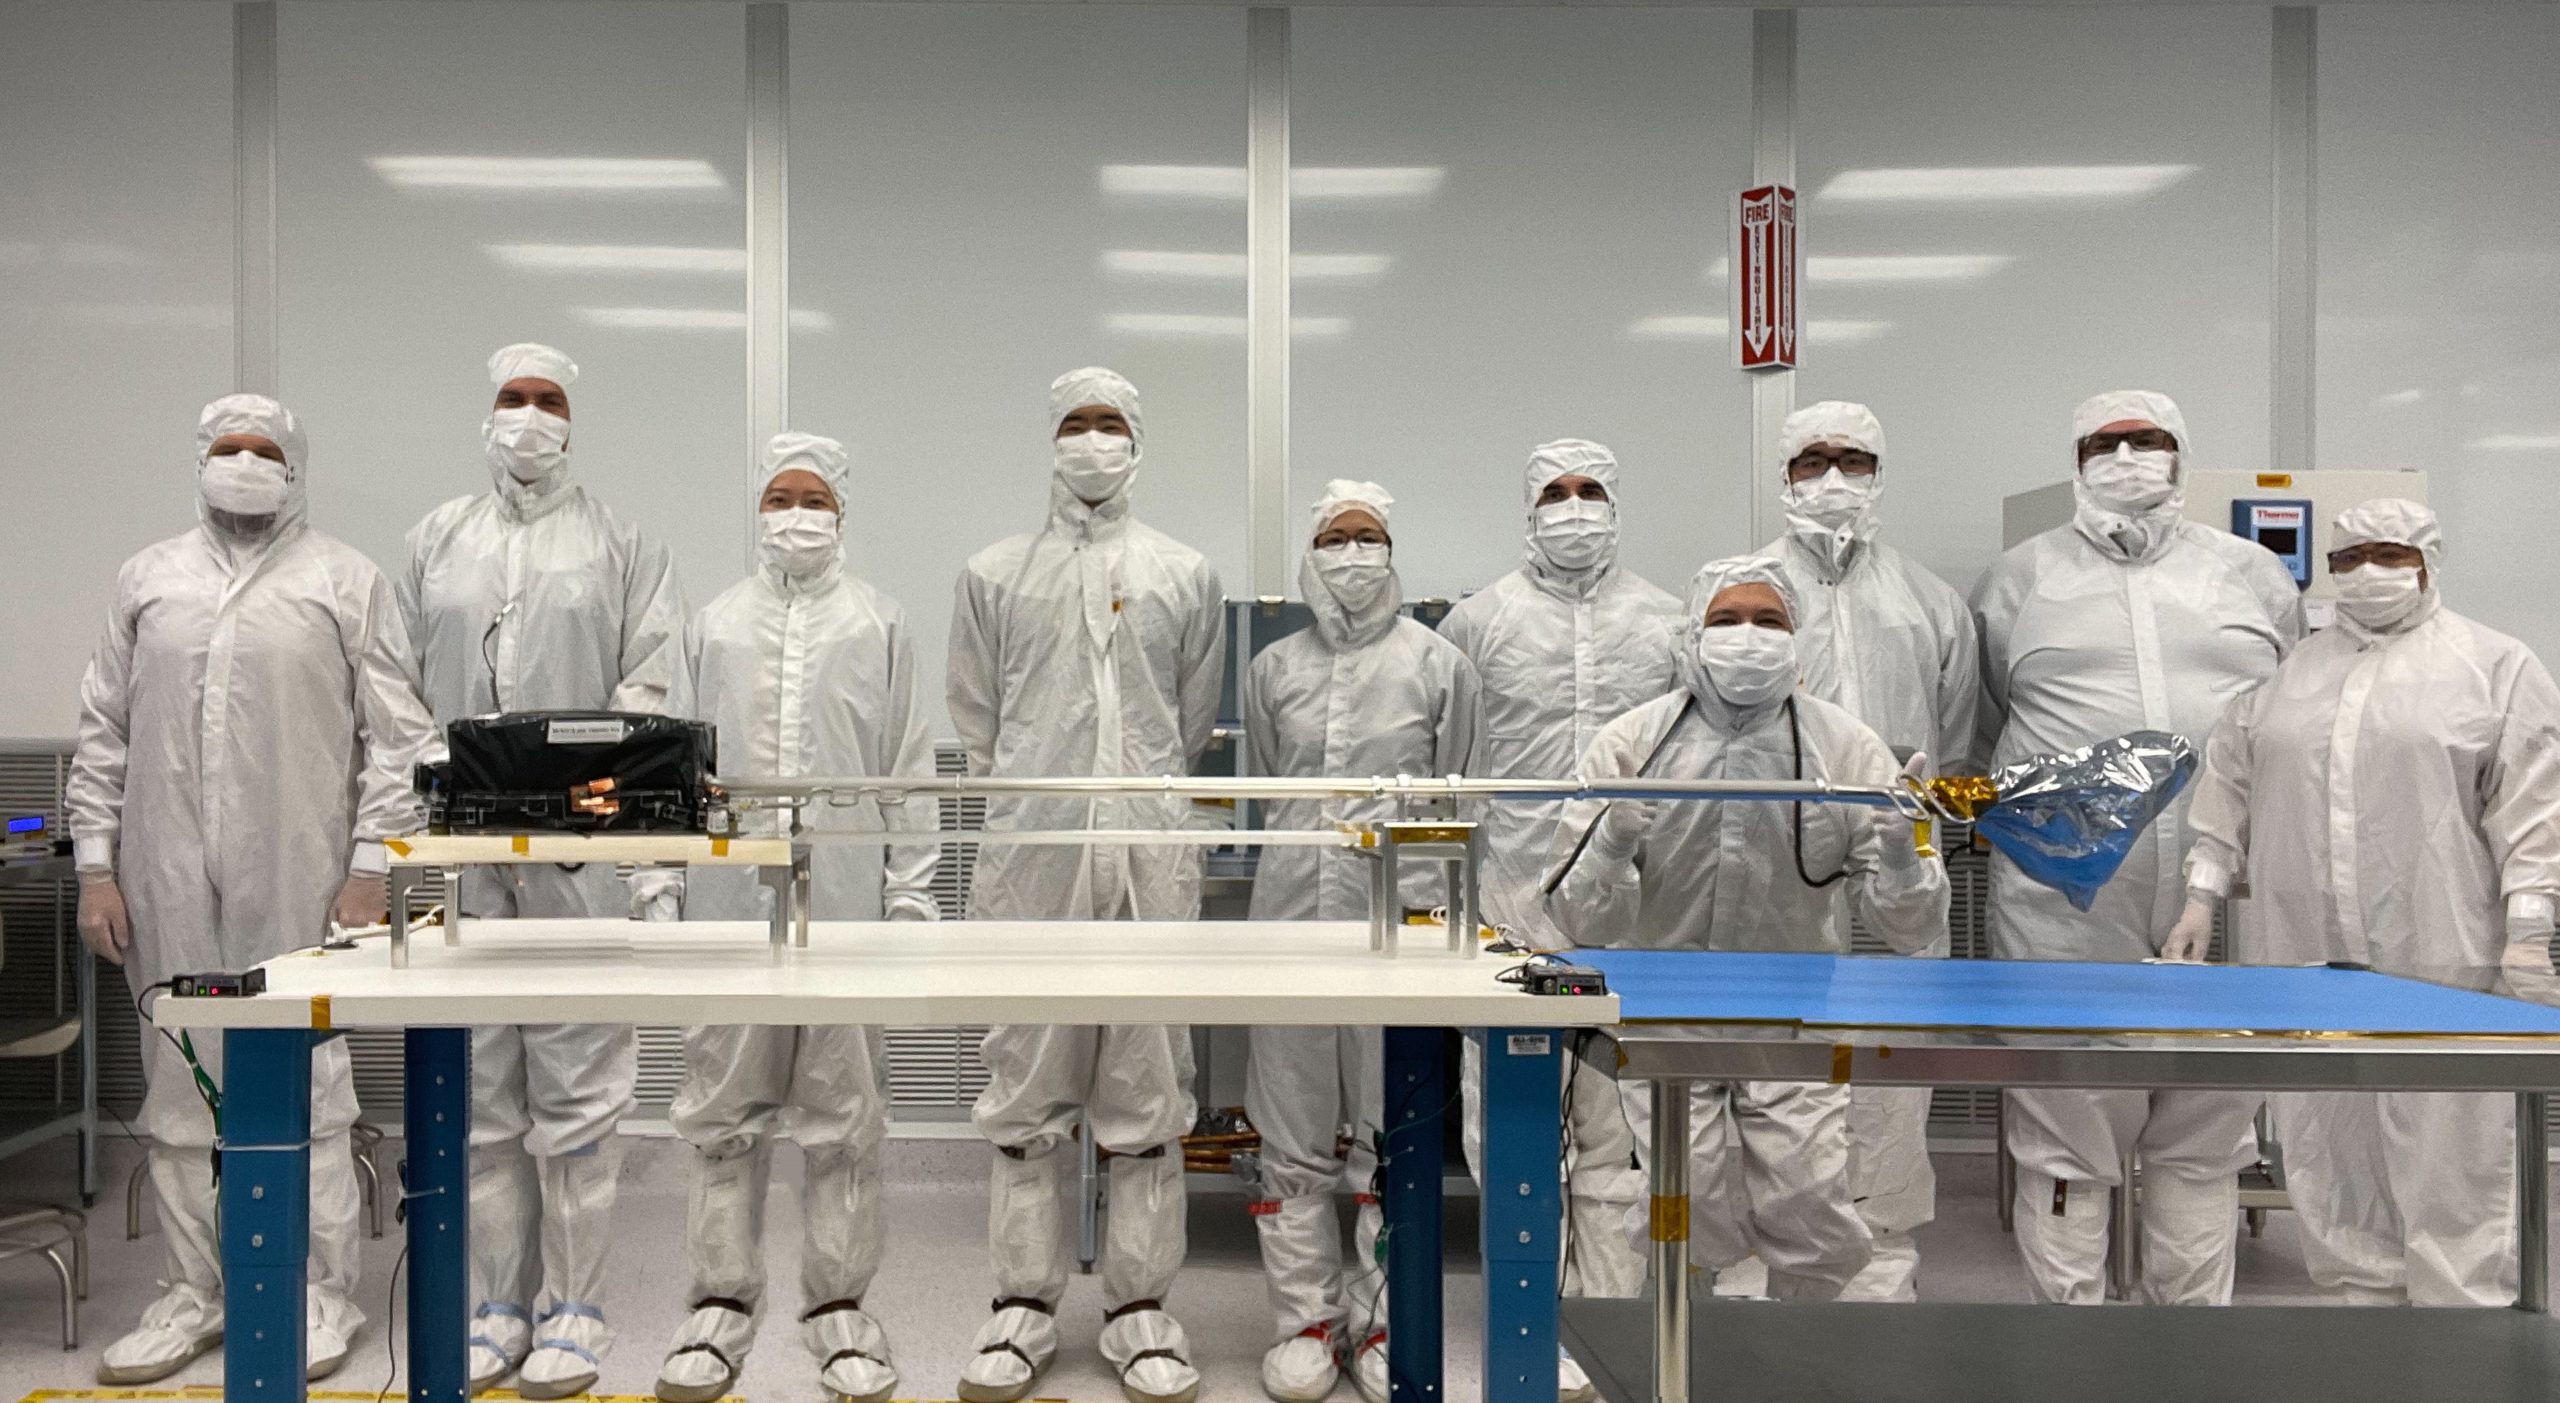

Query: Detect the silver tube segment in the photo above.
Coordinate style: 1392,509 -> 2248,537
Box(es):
715,772 -> 1938,818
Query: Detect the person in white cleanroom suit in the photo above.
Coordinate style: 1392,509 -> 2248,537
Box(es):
1755,400 -> 1978,1303
649,433 -> 940,1403
1546,556 -> 1947,1301
1437,439 -> 1679,1402
949,368 -> 1225,1403
69,394 -> 439,1383
1243,480 -> 1479,1403
2171,498 -> 2560,1306
1969,390 -> 2302,1306
399,343 -> 687,1398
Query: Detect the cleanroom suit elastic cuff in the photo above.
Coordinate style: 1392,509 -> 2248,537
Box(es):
74,835 -> 115,873
348,840 -> 390,877
2184,855 -> 2233,901
2510,893 -> 2557,926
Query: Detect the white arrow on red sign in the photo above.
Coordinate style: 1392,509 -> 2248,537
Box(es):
1735,183 -> 1798,370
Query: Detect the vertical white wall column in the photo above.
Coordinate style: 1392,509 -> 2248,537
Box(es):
235,1 -> 278,396
1748,8 -> 1796,547
1247,7 -> 1292,598
2271,7 -> 2316,474
747,2 -> 789,560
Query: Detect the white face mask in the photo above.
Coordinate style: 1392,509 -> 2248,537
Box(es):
1531,496 -> 1617,572
1782,467 -> 1877,532
484,405 -> 571,485
2334,562 -> 2427,632
2079,444 -> 2179,514
1695,622 -> 1797,707
758,506 -> 840,578
1055,429 -> 1137,504
198,450 -> 292,516
1312,541 -> 1394,612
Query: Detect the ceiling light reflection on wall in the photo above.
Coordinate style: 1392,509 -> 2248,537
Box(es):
1817,165 -> 2196,202
1102,312 -> 1348,339
1627,315 -> 1730,341
1806,319 -> 1893,346
572,306 -> 833,332
1099,165 -> 1444,202
488,243 -> 747,274
1102,250 -> 1392,282
370,156 -> 728,192
2471,433 -> 2560,451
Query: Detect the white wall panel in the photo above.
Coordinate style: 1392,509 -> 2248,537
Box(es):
2316,6 -> 2560,666
0,2 -> 235,739
1289,7 -> 1757,603
1795,8 -> 2274,595
788,4 -> 1250,737
277,1 -> 749,614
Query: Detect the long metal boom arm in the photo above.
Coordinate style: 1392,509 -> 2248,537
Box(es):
717,772 -> 1936,818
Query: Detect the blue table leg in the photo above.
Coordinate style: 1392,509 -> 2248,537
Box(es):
407,1028 -> 473,1403
221,1028 -> 314,1403
1382,1027 -> 1447,1403
1480,1027 -> 1564,1403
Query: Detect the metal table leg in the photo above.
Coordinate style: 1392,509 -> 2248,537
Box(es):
1076,1112 -> 1101,1274
77,942 -> 95,1204
1383,1027 -> 1446,1403
221,1028 -> 315,1403
2518,1090 -> 2549,1314
1481,1027 -> 1564,1403
407,1028 -> 472,1403
1651,1079 -> 1691,1403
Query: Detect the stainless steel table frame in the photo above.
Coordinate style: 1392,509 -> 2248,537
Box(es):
1612,1034 -> 2560,1403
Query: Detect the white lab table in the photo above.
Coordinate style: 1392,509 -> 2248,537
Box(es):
155,918 -> 1611,1403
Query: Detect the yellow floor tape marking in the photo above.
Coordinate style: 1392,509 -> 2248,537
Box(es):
21,1392 -> 1078,1403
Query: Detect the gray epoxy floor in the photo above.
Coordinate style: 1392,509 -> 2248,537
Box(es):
0,1133 -> 2531,1402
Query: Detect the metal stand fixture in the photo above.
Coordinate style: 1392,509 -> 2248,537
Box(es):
1361,821 -> 1482,957
383,834 -> 801,967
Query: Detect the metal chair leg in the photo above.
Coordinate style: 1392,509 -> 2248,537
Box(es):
40,1243 -> 75,1349
354,1142 -> 383,1240
123,1157 -> 146,1241
1996,1096 -> 2016,1233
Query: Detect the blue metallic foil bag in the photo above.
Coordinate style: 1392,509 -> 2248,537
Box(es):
1941,731 -> 2199,912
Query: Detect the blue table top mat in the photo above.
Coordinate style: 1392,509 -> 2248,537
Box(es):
1571,949 -> 2560,1037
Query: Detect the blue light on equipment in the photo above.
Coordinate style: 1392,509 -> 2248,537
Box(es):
6,815 -> 45,835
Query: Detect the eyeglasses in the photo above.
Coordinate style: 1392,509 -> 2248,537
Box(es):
1785,450 -> 1879,483
1314,529 -> 1391,550
2077,428 -> 2179,460
2327,542 -> 2425,572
